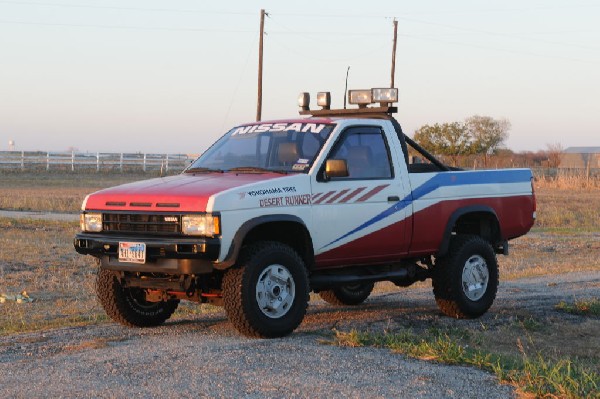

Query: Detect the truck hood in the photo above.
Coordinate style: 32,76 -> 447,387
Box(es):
84,172 -> 285,212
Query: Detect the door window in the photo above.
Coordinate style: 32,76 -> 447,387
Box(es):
327,127 -> 393,179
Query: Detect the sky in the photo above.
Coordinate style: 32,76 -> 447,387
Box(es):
0,0 -> 599,154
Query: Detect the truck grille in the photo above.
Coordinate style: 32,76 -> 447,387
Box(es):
103,213 -> 181,234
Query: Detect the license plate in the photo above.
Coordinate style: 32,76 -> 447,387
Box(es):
118,242 -> 146,264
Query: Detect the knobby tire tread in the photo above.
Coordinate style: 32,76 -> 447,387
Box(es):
222,241 -> 309,338
432,235 -> 498,319
96,268 -> 178,327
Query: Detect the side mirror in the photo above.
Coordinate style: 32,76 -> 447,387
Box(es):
324,159 -> 349,180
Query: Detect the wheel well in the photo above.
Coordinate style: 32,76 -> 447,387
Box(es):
454,212 -> 500,242
242,222 -> 314,269
439,209 -> 501,256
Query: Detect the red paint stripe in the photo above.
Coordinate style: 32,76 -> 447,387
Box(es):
312,193 -> 323,202
326,189 -> 351,204
356,184 -> 389,202
313,191 -> 337,204
339,187 -> 366,203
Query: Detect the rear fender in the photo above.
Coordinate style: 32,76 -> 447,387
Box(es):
438,206 -> 500,257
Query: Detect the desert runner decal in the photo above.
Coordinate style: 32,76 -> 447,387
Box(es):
259,194 -> 312,208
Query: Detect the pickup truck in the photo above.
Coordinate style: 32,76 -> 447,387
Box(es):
74,88 -> 536,338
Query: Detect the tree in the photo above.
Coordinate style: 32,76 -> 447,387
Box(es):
465,115 -> 510,166
545,142 -> 564,169
413,122 -> 472,166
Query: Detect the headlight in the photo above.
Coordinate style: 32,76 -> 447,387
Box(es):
80,212 -> 102,232
182,214 -> 220,236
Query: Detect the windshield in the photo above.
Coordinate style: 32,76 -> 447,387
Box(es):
187,122 -> 335,174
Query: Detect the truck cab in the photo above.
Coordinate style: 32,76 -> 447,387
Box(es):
75,88 -> 535,338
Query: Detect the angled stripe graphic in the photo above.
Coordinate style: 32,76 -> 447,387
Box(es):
355,184 -> 389,202
339,187 -> 366,203
320,169 -> 532,250
327,189 -> 350,204
313,191 -> 336,204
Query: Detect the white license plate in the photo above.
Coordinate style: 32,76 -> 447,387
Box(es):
118,242 -> 146,264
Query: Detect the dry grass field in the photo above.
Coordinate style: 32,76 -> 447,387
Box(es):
1,172 -> 599,397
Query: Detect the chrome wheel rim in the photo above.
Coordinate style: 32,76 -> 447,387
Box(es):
256,264 -> 295,319
461,255 -> 489,301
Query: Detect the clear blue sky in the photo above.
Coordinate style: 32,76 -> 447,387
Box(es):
1,0 -> 598,153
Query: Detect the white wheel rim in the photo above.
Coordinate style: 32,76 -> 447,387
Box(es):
461,255 -> 489,301
255,264 -> 295,319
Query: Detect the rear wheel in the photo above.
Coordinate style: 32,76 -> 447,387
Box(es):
96,268 -> 179,327
432,235 -> 498,318
222,241 -> 309,338
319,282 -> 374,306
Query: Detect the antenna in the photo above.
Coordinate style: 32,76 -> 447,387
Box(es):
343,66 -> 350,109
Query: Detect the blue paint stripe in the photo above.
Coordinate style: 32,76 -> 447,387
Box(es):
321,169 -> 532,249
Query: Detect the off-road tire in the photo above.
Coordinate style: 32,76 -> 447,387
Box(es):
96,268 -> 179,327
319,282 -> 375,306
222,241 -> 309,338
432,235 -> 499,319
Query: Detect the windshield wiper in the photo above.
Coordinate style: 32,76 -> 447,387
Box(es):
184,167 -> 224,174
228,166 -> 287,174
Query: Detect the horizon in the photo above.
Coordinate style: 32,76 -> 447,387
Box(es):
1,0 -> 598,154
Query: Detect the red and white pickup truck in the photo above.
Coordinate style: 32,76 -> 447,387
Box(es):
75,88 -> 536,338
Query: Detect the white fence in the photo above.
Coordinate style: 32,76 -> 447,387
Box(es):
0,151 -> 198,173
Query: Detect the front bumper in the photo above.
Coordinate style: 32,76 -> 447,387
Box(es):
74,233 -> 220,274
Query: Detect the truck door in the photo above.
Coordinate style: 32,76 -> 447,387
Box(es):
311,124 -> 411,268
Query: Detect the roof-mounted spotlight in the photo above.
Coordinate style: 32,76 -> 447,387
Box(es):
298,92 -> 310,111
317,92 -> 331,110
348,89 -> 373,108
372,88 -> 398,105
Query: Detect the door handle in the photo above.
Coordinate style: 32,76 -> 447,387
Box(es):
387,196 -> 400,202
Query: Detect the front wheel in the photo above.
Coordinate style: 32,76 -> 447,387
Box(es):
319,283 -> 374,306
222,241 -> 309,338
96,268 -> 179,327
432,235 -> 498,319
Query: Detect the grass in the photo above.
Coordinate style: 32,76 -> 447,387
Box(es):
330,329 -> 600,398
0,171 -> 169,213
556,298 -> 600,317
1,171 -> 599,397
0,217 -> 219,335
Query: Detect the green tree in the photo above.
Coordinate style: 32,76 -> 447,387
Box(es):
465,115 -> 510,166
413,122 -> 472,166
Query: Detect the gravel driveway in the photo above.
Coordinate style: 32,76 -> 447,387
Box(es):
3,271 -> 598,398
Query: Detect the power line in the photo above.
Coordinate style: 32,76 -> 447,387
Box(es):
399,33 -> 599,65
0,19 -> 255,33
395,16 -> 600,52
0,1 -> 255,15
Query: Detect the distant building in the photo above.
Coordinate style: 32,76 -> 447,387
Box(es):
560,147 -> 600,172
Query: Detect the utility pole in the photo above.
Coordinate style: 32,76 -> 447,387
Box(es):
256,9 -> 266,121
390,18 -> 398,88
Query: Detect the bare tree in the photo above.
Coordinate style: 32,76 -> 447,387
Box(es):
545,142 -> 564,169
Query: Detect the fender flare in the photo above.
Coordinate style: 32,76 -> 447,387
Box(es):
214,214 -> 310,270
438,205 -> 500,257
